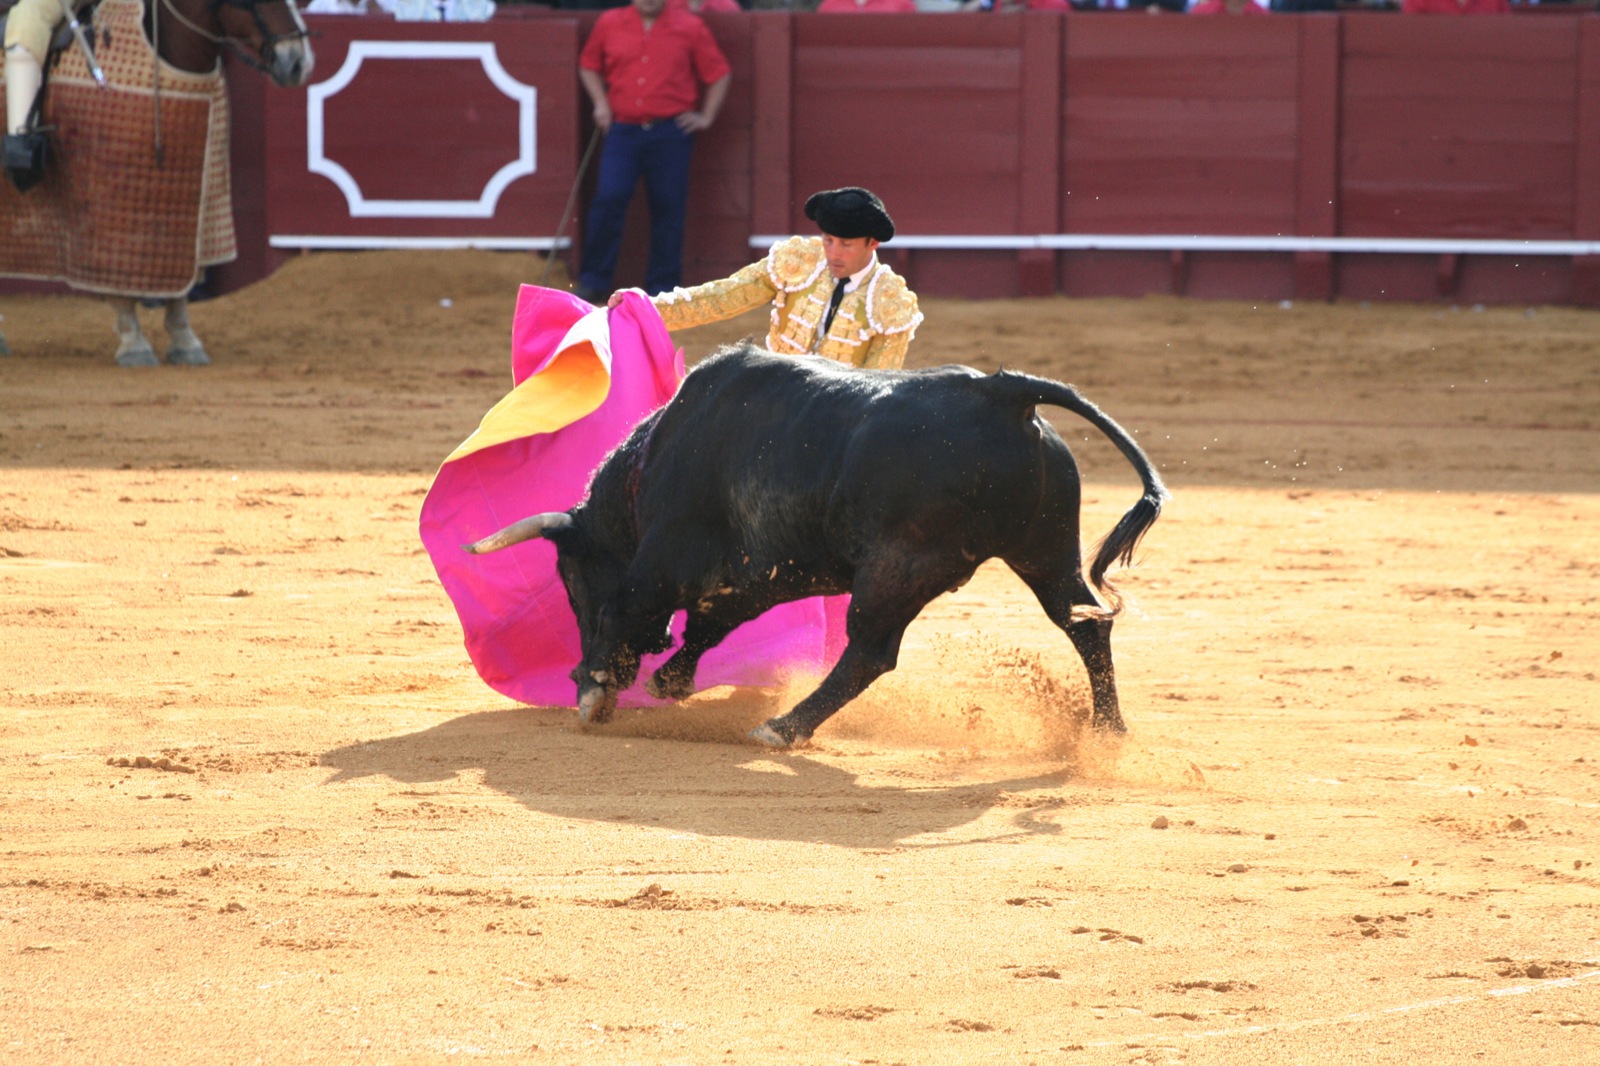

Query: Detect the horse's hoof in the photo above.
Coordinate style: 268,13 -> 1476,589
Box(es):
167,346 -> 211,366
115,345 -> 160,368
748,721 -> 803,749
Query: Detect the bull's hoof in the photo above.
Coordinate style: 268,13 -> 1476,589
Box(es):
1090,712 -> 1129,735
645,670 -> 694,702
577,686 -> 615,726
167,345 -> 211,366
748,720 -> 806,749
115,344 -> 160,368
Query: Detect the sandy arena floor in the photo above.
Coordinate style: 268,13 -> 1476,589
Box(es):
1,251 -> 1598,1064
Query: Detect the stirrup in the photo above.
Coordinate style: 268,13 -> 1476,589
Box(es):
3,130 -> 48,193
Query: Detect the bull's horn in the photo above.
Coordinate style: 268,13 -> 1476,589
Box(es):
461,512 -> 573,554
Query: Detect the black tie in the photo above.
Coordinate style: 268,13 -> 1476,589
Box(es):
823,279 -> 846,333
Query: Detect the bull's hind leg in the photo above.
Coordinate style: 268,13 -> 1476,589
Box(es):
752,556 -> 969,748
1011,564 -> 1126,733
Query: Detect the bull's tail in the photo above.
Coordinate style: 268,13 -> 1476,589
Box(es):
990,370 -> 1170,602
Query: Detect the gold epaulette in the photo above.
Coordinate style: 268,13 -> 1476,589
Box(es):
764,236 -> 828,293
865,268 -> 923,337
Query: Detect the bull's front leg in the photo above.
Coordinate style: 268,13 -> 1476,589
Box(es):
574,639 -> 641,726
646,594 -> 776,702
575,603 -> 673,725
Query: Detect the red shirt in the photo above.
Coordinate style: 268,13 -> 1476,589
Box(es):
677,0 -> 743,11
815,0 -> 917,11
1401,0 -> 1509,10
580,6 -> 732,125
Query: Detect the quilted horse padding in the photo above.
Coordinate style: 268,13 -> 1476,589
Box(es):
0,0 -> 234,297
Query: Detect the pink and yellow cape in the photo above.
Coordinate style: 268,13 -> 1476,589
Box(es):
418,286 -> 846,708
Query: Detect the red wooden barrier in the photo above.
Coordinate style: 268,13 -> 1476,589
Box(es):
17,11 -> 1600,306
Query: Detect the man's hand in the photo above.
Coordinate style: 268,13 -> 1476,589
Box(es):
678,75 -> 729,135
606,291 -> 626,309
592,100 -> 614,134
675,110 -> 713,134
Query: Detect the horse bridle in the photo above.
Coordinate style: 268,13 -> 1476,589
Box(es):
143,0 -> 307,164
157,0 -> 311,73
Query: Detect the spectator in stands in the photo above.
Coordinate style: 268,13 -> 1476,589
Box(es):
815,0 -> 917,12
677,0 -> 743,11
1189,0 -> 1267,13
1070,0 -> 1186,11
575,0 -> 731,301
984,0 -> 1072,11
1401,0 -> 1509,11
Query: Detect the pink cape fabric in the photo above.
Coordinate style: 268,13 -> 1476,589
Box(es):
419,286 -> 847,708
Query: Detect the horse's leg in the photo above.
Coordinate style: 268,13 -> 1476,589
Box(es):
109,298 -> 159,368
164,298 -> 210,366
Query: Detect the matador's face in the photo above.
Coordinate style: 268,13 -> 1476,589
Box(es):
821,234 -> 879,280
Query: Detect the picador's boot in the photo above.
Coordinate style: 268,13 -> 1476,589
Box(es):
4,45 -> 48,193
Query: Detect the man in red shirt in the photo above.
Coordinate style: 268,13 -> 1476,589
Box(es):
575,0 -> 731,301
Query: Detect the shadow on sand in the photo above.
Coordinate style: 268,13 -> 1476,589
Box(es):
319,689 -> 1082,851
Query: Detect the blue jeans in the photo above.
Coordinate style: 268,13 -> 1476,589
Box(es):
578,121 -> 695,296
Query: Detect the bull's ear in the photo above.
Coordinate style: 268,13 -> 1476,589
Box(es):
461,512 -> 574,554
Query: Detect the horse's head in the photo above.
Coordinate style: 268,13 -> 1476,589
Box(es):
157,0 -> 315,86
212,0 -> 315,86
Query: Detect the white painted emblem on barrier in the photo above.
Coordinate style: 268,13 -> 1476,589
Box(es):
308,41 -> 536,218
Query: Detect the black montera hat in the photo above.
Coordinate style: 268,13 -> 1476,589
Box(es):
803,187 -> 894,243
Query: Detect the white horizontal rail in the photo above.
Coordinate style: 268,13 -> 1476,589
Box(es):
749,234 -> 1600,256
269,235 -> 570,251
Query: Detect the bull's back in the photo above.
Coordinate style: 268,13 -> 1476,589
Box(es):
647,348 -> 1069,561
636,349 -> 886,543
831,370 -> 1076,556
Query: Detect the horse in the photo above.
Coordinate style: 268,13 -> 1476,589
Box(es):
0,0 -> 313,366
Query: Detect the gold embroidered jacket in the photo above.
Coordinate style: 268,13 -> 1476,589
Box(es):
652,236 -> 922,370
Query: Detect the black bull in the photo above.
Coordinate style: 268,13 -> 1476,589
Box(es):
465,344 -> 1168,748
